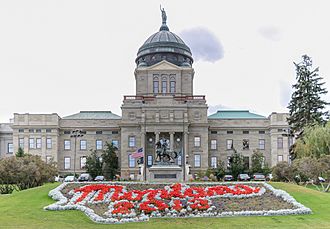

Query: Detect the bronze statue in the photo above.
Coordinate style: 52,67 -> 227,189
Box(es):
160,5 -> 167,25
155,138 -> 178,164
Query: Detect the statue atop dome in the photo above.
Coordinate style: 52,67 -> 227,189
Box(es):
160,5 -> 167,25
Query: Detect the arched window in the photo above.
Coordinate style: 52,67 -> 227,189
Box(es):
153,77 -> 159,94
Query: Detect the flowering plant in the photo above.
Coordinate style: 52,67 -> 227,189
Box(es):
44,182 -> 311,224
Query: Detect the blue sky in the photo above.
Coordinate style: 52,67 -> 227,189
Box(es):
0,0 -> 329,122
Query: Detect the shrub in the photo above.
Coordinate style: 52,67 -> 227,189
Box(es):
272,162 -> 293,182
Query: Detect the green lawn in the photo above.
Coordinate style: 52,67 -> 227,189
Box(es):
0,182 -> 329,229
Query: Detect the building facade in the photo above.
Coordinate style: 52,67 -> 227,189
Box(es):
1,11 -> 292,180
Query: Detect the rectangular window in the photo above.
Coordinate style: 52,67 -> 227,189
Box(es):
170,81 -> 176,93
96,131 -> 103,134
278,155 -> 283,162
46,156 -> 52,164
36,138 -> 42,149
64,157 -> 71,169
259,130 -> 265,134
29,138 -> 35,149
194,136 -> 201,147
147,155 -> 153,166
211,131 -> 217,134
258,139 -> 265,150
194,154 -> 201,167
211,156 -> 217,168
96,140 -> 103,150
227,130 -> 233,134
153,81 -> 159,94
80,157 -> 87,169
277,137 -> 283,149
19,138 -> 24,149
128,154 -> 135,168
46,138 -> 52,149
128,136 -> 136,147
243,156 -> 250,170
277,129 -> 283,132
80,140 -> 87,150
112,131 -> 119,135
46,129 -> 51,133
162,81 -> 167,94
36,129 -> 41,133
226,139 -> 233,150
18,129 -> 24,133
64,130 -> 71,134
64,140 -> 71,150
243,139 -> 249,150
29,129 -> 34,133
7,143 -> 13,154
243,130 -> 249,134
210,139 -> 217,150
177,155 -> 182,166
112,140 -> 119,148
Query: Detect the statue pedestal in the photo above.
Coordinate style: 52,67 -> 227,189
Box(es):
147,164 -> 183,182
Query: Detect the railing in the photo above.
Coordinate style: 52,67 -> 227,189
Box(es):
123,95 -> 205,101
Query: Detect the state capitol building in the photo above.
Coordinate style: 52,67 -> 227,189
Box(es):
0,11 -> 291,181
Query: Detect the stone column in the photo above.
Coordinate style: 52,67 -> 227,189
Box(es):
169,132 -> 174,151
155,132 -> 160,143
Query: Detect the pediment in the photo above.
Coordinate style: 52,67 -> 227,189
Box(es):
146,60 -> 182,70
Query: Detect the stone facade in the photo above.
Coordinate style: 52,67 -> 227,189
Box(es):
0,123 -> 13,157
0,11 -> 291,181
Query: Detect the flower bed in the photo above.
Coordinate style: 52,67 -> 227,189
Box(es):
44,182 -> 311,224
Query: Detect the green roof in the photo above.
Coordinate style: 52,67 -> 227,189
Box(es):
62,111 -> 121,120
208,110 -> 266,119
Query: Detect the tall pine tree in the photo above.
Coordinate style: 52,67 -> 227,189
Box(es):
287,55 -> 329,133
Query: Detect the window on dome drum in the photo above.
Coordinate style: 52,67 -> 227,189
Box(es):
243,139 -> 249,150
128,154 -> 135,168
227,131 -> 233,134
147,155 -> 153,166
277,155 -> 283,162
64,157 -> 71,169
162,80 -> 167,94
19,138 -> 24,149
96,140 -> 103,150
36,138 -> 42,149
243,156 -> 249,170
177,155 -> 182,166
170,81 -> 176,94
80,140 -> 87,150
210,139 -> 217,150
259,139 -> 265,150
112,140 -> 119,149
46,156 -> 52,164
277,137 -> 283,149
259,130 -> 265,134
29,138 -> 35,149
226,139 -> 233,150
211,156 -> 217,168
64,140 -> 71,150
46,138 -> 52,149
128,136 -> 136,147
80,156 -> 87,169
243,130 -> 249,134
194,136 -> 201,147
153,80 -> 159,94
7,143 -> 13,154
194,154 -> 201,167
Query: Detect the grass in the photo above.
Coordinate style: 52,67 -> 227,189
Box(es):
0,182 -> 330,229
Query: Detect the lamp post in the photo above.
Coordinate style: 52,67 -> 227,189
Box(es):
70,129 -> 84,180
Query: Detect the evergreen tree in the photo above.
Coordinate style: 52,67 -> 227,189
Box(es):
85,150 -> 103,179
101,142 -> 119,180
287,55 -> 329,133
16,147 -> 24,157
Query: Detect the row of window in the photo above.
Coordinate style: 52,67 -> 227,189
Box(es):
210,130 -> 266,135
62,130 -> 119,135
63,139 -> 119,150
153,79 -> 176,94
18,128 -> 52,133
20,138 -> 53,149
64,156 -> 87,170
